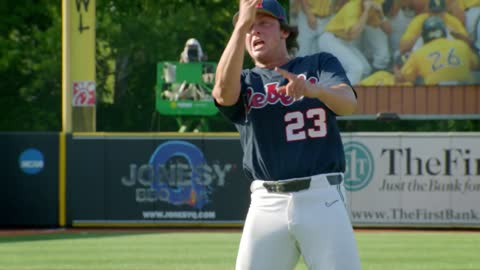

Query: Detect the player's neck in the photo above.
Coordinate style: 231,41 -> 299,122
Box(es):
255,54 -> 291,70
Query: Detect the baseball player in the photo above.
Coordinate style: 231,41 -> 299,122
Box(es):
399,0 -> 470,54
398,16 -> 479,85
354,0 -> 393,71
294,0 -> 347,57
317,0 -> 391,84
212,0 -> 361,269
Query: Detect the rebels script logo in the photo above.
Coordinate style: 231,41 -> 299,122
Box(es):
246,74 -> 318,112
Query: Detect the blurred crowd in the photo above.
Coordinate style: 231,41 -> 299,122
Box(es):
290,0 -> 480,86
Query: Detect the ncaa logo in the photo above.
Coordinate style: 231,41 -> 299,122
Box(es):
19,148 -> 45,175
344,142 -> 374,191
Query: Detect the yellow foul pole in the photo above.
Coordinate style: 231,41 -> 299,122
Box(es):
64,0 -> 96,132
62,0 -> 72,133
61,0 -> 96,227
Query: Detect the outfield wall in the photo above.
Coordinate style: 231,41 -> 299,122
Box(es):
0,132 -> 59,227
66,133 -> 250,227
2,132 -> 480,228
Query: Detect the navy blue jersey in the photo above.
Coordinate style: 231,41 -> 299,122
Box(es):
215,52 -> 354,182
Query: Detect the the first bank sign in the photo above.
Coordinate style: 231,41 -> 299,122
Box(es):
342,138 -> 480,192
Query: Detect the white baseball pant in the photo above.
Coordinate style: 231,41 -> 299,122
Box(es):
235,173 -> 361,270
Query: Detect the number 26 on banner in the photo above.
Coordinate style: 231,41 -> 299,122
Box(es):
72,81 -> 96,107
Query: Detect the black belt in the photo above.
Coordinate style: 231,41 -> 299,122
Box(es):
263,174 -> 343,193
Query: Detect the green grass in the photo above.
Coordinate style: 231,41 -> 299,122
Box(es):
0,230 -> 479,270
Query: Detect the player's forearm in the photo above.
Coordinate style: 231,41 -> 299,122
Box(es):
380,19 -> 392,34
299,0 -> 309,13
399,38 -> 416,54
347,8 -> 369,40
299,0 -> 317,28
311,83 -> 358,115
212,27 -> 247,106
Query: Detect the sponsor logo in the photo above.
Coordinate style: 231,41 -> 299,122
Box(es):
121,141 -> 234,209
19,148 -> 44,175
344,142 -> 374,191
380,147 -> 480,177
378,147 -> 480,193
72,81 -> 96,106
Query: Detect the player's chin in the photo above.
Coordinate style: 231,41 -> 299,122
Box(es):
251,51 -> 270,63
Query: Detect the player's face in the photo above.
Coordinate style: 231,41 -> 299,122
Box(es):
245,13 -> 288,63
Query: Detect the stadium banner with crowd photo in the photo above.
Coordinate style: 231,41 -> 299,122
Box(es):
344,132 -> 480,228
67,133 -> 250,227
289,0 -> 480,87
0,132 -> 59,227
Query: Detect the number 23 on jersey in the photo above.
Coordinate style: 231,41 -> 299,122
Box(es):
285,108 -> 327,142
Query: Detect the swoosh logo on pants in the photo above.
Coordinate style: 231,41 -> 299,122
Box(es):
325,199 -> 339,208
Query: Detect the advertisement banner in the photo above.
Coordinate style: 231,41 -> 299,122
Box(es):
72,81 -> 96,107
344,133 -> 480,227
68,133 -> 480,228
68,134 -> 249,226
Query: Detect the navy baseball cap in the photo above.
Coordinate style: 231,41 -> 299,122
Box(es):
233,0 -> 289,26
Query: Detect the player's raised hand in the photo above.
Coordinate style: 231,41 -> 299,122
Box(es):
275,67 -> 312,100
370,1 -> 382,12
236,0 -> 261,28
362,0 -> 374,11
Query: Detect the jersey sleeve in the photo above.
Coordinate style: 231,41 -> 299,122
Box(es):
444,13 -> 468,36
214,73 -> 248,124
318,53 -> 356,97
400,14 -> 427,45
343,3 -> 362,33
325,1 -> 362,39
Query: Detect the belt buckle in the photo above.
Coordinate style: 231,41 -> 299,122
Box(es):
275,183 -> 286,192
264,182 -> 285,193
326,174 -> 343,185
